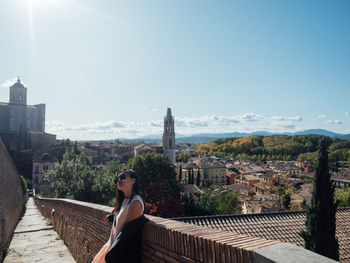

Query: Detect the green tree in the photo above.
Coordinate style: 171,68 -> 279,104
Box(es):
45,150 -> 121,206
127,153 -> 181,217
45,151 -> 92,200
334,187 -> 350,208
74,141 -> 79,154
180,193 -> 197,216
178,165 -> 183,183
300,138 -> 339,261
188,169 -> 194,184
196,169 -> 201,186
194,192 -> 218,215
217,191 -> 241,214
47,139 -> 74,162
20,175 -> 27,195
91,161 -> 122,206
176,152 -> 191,163
282,193 -> 291,211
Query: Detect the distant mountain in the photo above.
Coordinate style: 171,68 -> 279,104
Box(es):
292,129 -> 343,137
176,129 -> 350,144
117,129 -> 350,144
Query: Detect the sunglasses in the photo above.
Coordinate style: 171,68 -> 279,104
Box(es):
114,173 -> 127,184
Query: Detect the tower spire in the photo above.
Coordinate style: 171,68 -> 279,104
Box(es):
162,108 -> 175,162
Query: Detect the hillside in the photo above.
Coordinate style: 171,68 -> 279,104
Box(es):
195,134 -> 350,162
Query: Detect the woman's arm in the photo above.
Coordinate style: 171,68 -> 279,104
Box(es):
126,200 -> 143,222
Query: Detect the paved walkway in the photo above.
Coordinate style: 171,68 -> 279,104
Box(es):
4,198 -> 76,263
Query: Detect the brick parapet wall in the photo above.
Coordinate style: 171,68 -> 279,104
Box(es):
0,138 -> 27,261
35,197 -> 284,263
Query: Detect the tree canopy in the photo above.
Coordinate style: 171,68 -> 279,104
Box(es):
45,149 -> 122,206
181,190 -> 241,216
195,134 -> 350,162
176,151 -> 191,163
127,153 -> 181,217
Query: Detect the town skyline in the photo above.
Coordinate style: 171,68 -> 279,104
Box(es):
1,0 -> 349,140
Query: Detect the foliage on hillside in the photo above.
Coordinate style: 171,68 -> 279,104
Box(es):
196,135 -> 350,162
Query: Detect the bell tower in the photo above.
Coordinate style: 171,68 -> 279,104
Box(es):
162,108 -> 175,162
9,77 -> 27,105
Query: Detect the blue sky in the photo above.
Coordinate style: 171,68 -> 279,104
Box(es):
0,0 -> 349,140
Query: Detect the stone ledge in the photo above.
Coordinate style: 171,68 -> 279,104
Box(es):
252,243 -> 338,263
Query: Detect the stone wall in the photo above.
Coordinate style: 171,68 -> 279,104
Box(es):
34,197 -> 337,263
0,138 -> 27,261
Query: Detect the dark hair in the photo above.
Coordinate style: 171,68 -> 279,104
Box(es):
114,169 -> 139,212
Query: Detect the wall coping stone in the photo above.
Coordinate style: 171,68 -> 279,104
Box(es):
252,243 -> 338,263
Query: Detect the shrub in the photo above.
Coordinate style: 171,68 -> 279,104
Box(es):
20,175 -> 27,195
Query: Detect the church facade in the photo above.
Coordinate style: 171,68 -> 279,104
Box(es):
0,78 -> 56,152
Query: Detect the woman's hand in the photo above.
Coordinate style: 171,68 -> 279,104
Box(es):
104,213 -> 114,224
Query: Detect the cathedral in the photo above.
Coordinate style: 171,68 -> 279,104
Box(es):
0,78 -> 56,152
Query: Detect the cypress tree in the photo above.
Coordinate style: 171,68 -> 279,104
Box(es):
179,165 -> 182,183
196,168 -> 201,186
300,137 -> 339,260
74,141 -> 79,154
191,168 -> 195,184
189,169 -> 193,184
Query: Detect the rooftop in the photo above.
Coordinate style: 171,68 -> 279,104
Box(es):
174,208 -> 350,262
33,153 -> 59,163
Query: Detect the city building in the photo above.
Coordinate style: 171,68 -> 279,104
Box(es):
32,153 -> 58,194
200,160 -> 226,186
234,174 -> 261,186
270,162 -> 302,176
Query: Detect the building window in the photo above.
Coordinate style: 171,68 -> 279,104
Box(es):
34,165 -> 39,173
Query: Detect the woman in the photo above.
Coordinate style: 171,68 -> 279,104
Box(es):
92,169 -> 146,263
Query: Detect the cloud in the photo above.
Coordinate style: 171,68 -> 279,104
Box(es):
326,120 -> 343,125
46,113 -> 305,140
240,113 -> 263,122
149,120 -> 162,127
317,114 -> 327,119
270,116 -> 302,122
280,124 -> 295,129
346,112 -> 349,118
1,77 -> 18,88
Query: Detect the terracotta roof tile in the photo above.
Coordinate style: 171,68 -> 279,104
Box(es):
174,208 -> 350,262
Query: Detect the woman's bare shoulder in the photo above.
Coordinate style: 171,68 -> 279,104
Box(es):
126,200 -> 143,222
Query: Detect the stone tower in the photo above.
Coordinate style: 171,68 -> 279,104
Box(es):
162,108 -> 175,163
9,77 -> 27,105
